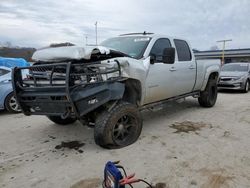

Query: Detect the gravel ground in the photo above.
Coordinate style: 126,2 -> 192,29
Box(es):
0,91 -> 249,188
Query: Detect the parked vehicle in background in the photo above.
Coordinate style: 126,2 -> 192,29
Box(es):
13,33 -> 221,148
218,63 -> 250,93
0,66 -> 21,112
0,57 -> 30,113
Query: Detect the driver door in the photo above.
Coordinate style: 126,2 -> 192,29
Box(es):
144,38 -> 175,104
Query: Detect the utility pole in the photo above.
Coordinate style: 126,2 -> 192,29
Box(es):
85,35 -> 88,45
95,21 -> 98,45
217,39 -> 232,65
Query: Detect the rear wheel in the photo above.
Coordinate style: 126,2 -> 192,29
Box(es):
243,80 -> 249,93
5,92 -> 21,113
94,102 -> 142,149
198,78 -> 218,107
47,116 -> 76,125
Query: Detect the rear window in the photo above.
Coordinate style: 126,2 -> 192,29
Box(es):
174,39 -> 192,61
0,68 -> 10,76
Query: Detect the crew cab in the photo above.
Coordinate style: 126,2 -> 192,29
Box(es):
13,33 -> 221,148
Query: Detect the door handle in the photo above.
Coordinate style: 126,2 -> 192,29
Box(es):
169,67 -> 177,72
189,65 -> 195,69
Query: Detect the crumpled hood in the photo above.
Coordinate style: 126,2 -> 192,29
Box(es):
32,46 -> 114,62
220,71 -> 247,78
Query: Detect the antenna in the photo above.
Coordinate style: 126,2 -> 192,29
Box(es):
95,21 -> 98,45
85,35 -> 88,45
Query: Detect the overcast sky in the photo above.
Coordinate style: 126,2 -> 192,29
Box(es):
0,0 -> 249,50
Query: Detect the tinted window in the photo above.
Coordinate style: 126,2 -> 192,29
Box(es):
150,38 -> 171,61
174,39 -> 192,61
0,69 -> 10,76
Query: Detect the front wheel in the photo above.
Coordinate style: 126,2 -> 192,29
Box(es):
47,116 -> 77,125
94,102 -> 142,149
243,80 -> 249,93
5,92 -> 21,113
198,78 -> 218,107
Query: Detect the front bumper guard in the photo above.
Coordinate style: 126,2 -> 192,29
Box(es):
12,61 -> 124,118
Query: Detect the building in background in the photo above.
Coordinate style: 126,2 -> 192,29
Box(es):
194,48 -> 250,64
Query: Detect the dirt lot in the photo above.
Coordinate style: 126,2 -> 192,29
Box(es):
0,92 -> 249,188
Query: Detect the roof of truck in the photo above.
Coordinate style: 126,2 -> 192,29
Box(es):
117,32 -> 187,42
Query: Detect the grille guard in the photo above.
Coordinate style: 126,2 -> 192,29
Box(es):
12,60 -> 124,118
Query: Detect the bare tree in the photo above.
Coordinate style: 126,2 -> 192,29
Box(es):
3,41 -> 12,48
210,45 -> 219,50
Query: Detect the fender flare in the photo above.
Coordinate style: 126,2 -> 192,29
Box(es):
201,65 -> 220,91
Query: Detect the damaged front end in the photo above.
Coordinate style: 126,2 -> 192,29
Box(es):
12,59 -> 125,119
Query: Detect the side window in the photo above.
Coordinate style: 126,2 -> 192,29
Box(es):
174,39 -> 192,61
0,69 -> 10,76
150,38 -> 171,62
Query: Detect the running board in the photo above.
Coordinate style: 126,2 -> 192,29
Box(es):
140,91 -> 200,111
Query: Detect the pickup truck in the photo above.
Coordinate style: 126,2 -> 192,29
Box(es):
13,33 -> 221,148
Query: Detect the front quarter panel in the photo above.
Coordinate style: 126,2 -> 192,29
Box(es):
101,57 -> 150,104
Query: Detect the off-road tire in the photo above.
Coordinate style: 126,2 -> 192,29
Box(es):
5,92 -> 21,113
47,116 -> 76,125
243,80 -> 249,93
198,78 -> 218,107
94,102 -> 142,149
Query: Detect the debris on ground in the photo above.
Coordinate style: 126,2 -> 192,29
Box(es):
48,135 -> 56,139
55,141 -> 85,153
223,131 -> 231,137
150,182 -> 167,188
70,178 -> 101,188
200,168 -> 234,188
170,121 -> 207,133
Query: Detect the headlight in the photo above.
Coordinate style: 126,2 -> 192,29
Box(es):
232,77 -> 244,81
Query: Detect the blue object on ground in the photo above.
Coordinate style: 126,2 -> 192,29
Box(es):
0,57 -> 30,68
103,161 -> 124,188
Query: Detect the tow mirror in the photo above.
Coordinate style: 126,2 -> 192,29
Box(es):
150,54 -> 156,64
162,47 -> 175,64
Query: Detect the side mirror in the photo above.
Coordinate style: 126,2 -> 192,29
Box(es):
162,47 -> 175,64
150,54 -> 156,64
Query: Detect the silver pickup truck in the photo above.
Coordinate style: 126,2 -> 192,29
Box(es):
13,33 -> 221,148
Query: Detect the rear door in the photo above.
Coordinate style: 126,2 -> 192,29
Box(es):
171,39 -> 196,95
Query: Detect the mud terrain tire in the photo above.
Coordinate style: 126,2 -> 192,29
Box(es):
198,78 -> 218,107
94,102 -> 142,149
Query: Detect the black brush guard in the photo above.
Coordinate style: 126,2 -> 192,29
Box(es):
12,61 -> 125,118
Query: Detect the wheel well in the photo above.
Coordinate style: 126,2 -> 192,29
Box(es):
209,72 -> 219,81
122,79 -> 142,106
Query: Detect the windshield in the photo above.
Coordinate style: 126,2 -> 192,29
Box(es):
222,63 -> 249,72
100,36 -> 151,59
